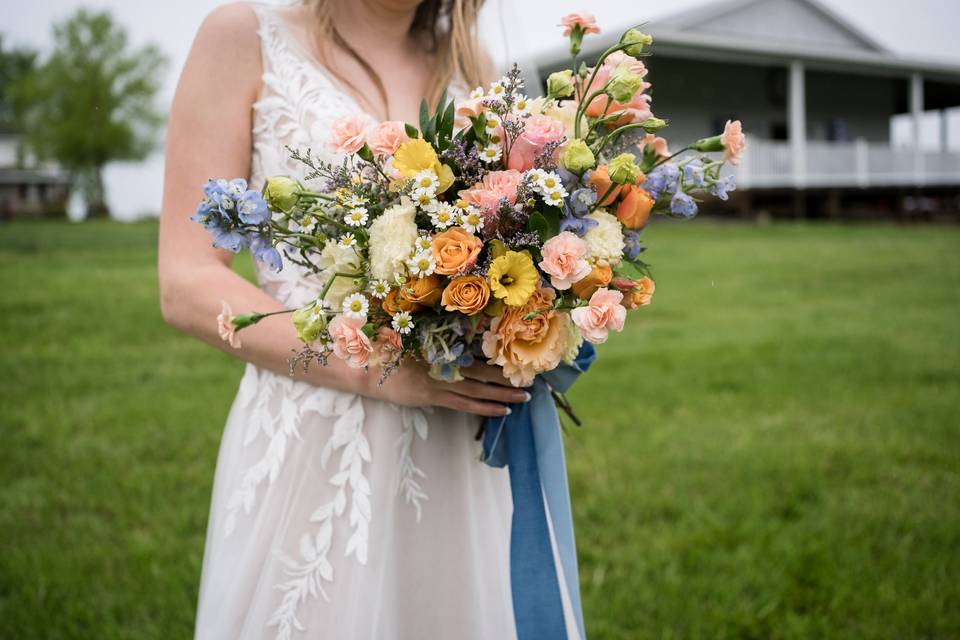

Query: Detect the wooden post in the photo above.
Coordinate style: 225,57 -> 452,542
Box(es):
789,61 -> 807,189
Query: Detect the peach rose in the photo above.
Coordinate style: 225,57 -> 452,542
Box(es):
507,114 -> 566,172
400,275 -> 443,308
616,187 -> 655,230
539,231 -> 591,290
326,113 -> 373,155
382,288 -> 420,316
582,53 -> 652,126
482,286 -> 570,387
459,169 -> 523,214
368,120 -> 408,156
441,275 -> 490,315
721,120 -> 746,165
560,12 -> 600,36
217,300 -> 241,349
571,263 -> 613,300
571,288 -> 626,344
432,227 -> 483,275
613,276 -> 656,309
328,314 -> 373,368
373,326 -> 404,366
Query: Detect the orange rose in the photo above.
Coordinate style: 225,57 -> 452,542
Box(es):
571,263 -> 613,299
382,288 -> 420,316
616,187 -> 654,229
624,276 -> 655,309
481,286 -> 570,387
587,165 -> 622,206
432,227 -> 483,275
441,275 -> 490,315
400,275 -> 443,308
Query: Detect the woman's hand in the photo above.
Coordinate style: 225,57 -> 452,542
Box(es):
370,360 -> 531,417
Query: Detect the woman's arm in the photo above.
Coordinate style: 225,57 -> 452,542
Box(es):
159,4 -> 524,416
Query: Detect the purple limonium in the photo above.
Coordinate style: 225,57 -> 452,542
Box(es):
250,236 -> 283,273
559,215 -> 598,237
623,230 -> 644,260
710,174 -> 737,201
566,187 -> 596,218
670,190 -> 698,218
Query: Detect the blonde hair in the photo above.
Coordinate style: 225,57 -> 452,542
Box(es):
304,0 -> 488,118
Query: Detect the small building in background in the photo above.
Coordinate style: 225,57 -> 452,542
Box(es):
531,0 -> 960,219
0,127 -> 70,220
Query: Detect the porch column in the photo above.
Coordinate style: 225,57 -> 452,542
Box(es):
909,72 -> 924,184
788,60 -> 807,189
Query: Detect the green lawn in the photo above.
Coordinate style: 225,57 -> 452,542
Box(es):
0,219 -> 958,639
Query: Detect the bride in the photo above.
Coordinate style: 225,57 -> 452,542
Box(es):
158,1 -> 582,638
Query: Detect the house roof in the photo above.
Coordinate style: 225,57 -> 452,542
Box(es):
531,0 -> 960,79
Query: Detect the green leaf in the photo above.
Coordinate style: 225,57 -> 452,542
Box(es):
470,115 -> 487,143
433,88 -> 448,130
440,99 -> 456,141
419,99 -> 431,139
404,123 -> 420,139
542,207 -> 562,238
527,211 -> 549,243
356,143 -> 375,164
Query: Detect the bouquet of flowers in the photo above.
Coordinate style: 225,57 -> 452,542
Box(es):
193,15 -> 745,390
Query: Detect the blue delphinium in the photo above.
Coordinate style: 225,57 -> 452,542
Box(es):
251,236 -> 283,273
566,187 -> 596,218
559,215 -> 598,237
683,161 -> 705,188
238,190 -> 270,224
710,174 -> 737,201
192,178 -> 280,269
670,191 -> 698,218
623,230 -> 644,260
644,164 -> 680,200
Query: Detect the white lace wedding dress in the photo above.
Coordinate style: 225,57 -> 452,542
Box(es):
193,5 -> 523,640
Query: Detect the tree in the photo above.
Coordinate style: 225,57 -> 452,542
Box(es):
12,10 -> 166,218
0,36 -> 37,136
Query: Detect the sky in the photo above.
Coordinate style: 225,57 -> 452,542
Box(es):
3,0 -> 960,219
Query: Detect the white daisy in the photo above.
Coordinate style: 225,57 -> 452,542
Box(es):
430,203 -> 455,229
341,293 -> 369,320
412,169 -> 439,193
537,171 -> 563,193
544,188 -> 567,208
488,78 -> 507,100
413,190 -> 437,210
479,144 -> 502,164
488,131 -> 503,145
483,113 -> 502,134
345,194 -> 368,208
460,207 -> 485,234
368,279 -> 389,299
469,86 -> 485,100
512,94 -> 532,116
338,232 -> 357,248
344,207 -> 369,227
392,311 -> 415,335
415,235 -> 434,253
525,168 -> 547,185
406,252 -> 436,277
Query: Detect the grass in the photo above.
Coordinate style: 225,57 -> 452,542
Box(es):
0,219 -> 958,639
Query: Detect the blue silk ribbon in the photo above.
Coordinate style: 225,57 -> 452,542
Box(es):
482,343 -> 596,640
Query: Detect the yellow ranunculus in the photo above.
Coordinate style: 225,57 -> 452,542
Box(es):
392,138 -> 440,177
488,251 -> 539,307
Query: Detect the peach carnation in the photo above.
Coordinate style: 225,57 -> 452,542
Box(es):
217,300 -> 241,349
373,326 -> 404,366
560,12 -> 600,36
326,113 -> 373,155
328,314 -> 373,368
539,232 -> 592,290
571,288 -> 626,344
721,120 -> 746,165
482,286 -> 570,387
368,120 -> 408,156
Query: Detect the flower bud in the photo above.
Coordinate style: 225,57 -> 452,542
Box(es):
639,117 -> 668,132
292,304 -> 326,343
620,29 -> 653,57
561,139 -> 596,173
608,153 -> 642,185
547,69 -> 576,99
692,134 -> 725,153
263,176 -> 300,212
606,68 -> 643,103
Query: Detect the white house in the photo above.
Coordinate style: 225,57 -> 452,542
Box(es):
529,0 -> 960,209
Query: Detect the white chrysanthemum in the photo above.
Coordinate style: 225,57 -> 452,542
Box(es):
583,210 -> 625,264
338,232 -> 357,248
430,203 -> 455,229
392,311 -> 415,335
342,292 -> 369,320
469,86 -> 484,100
345,207 -> 369,227
413,190 -> 437,210
460,207 -> 484,234
414,235 -> 433,253
368,279 -> 389,299
368,196 -> 418,281
406,252 -> 436,277
479,144 -> 502,164
317,242 -> 363,309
